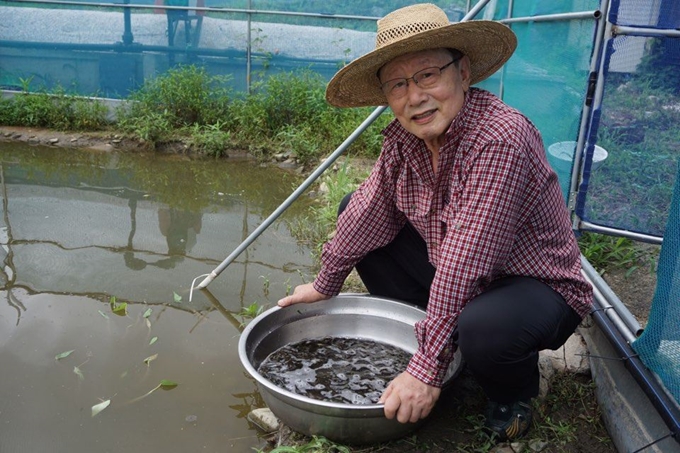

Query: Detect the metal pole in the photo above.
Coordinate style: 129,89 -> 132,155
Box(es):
581,255 -> 643,338
122,0 -> 134,45
194,106 -> 387,289
500,10 -> 601,24
246,0 -> 252,93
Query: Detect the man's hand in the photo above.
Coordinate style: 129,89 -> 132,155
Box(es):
379,372 -> 441,423
277,282 -> 330,307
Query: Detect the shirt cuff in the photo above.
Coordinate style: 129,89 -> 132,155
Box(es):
313,267 -> 346,296
406,349 -> 449,387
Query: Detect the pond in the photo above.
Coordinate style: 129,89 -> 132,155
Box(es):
0,142 -> 317,452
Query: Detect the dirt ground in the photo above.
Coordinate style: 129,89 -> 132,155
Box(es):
0,126 -> 661,453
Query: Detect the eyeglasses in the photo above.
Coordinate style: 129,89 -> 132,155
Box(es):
381,57 -> 461,99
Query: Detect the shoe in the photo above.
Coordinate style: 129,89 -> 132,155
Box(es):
484,399 -> 532,442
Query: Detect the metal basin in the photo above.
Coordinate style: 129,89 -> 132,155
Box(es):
238,294 -> 463,445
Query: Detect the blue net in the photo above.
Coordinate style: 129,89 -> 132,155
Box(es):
632,163 -> 680,403
576,0 -> 680,237
604,0 -> 680,406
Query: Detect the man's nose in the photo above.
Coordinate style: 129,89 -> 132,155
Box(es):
405,79 -> 428,103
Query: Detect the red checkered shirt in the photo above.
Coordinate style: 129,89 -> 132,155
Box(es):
313,88 -> 594,387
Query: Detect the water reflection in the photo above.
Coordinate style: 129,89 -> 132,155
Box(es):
0,143 -> 315,313
0,142 -> 315,452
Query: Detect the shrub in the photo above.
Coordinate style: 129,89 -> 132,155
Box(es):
119,65 -> 232,130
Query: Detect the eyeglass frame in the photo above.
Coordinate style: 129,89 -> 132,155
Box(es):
380,55 -> 463,99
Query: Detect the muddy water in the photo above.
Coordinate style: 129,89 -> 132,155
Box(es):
0,143 -> 316,452
258,337 -> 410,405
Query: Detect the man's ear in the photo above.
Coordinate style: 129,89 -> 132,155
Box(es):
459,55 -> 472,92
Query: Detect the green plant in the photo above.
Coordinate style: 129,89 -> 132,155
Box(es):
119,110 -> 173,144
189,122 -> 231,157
260,275 -> 271,297
285,159 -> 370,269
257,435 -> 350,453
238,302 -> 265,326
578,232 -> 642,275
0,86 -> 109,131
119,65 -> 232,132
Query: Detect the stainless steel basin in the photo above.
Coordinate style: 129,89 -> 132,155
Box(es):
238,294 -> 463,445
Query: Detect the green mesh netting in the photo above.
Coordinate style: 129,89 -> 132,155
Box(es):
632,162 -> 680,402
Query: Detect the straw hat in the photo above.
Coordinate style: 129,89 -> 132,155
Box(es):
325,3 -> 517,107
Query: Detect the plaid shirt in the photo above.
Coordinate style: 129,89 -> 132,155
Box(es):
314,88 -> 593,387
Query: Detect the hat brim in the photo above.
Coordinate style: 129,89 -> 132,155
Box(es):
325,20 -> 517,108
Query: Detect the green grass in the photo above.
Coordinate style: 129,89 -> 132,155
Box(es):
1,65 -> 393,161
0,85 -> 109,131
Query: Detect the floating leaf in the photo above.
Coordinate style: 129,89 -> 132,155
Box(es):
160,380 -> 178,390
91,399 -> 111,417
112,303 -> 127,316
128,380 -> 179,404
144,354 -> 158,366
55,349 -> 75,361
73,366 -> 85,381
173,292 -> 182,303
145,318 -> 151,329
98,310 -> 109,319
143,308 -> 152,318
109,296 -> 127,316
149,336 -> 158,346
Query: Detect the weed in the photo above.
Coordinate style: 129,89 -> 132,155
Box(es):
260,275 -> 271,297
256,435 -> 350,453
238,302 -> 265,326
189,122 -> 231,157
578,232 -> 642,274
117,65 -> 232,141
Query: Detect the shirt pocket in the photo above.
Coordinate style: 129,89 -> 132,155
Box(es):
396,185 -> 432,221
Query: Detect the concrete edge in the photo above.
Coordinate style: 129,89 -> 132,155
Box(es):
581,324 -> 680,453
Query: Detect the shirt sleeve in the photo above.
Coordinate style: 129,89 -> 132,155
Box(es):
407,139 -> 535,386
314,143 -> 407,296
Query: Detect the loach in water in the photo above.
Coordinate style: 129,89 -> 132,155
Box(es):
257,336 -> 411,405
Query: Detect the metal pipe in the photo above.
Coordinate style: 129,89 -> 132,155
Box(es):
4,0 -> 381,21
0,39 -> 337,65
613,25 -> 680,38
500,10 -> 600,24
194,105 -> 388,290
246,0 -> 252,94
581,255 -> 643,337
580,220 -> 663,245
462,0 -> 492,20
121,0 -> 133,45
569,2 -> 608,217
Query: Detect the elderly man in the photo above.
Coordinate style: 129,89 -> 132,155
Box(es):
278,3 -> 593,442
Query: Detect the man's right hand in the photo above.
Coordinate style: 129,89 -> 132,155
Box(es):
277,282 -> 330,307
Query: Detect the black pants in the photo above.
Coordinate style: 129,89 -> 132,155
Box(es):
338,193 -> 582,403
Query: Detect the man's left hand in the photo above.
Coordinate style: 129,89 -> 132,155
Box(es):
379,372 -> 441,423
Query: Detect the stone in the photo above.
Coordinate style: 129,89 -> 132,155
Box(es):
529,440 -> 549,451
247,408 -> 280,433
537,354 -> 555,399
540,331 -> 590,374
492,446 -> 515,453
49,138 -> 59,144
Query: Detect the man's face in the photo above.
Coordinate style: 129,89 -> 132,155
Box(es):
379,48 -> 471,152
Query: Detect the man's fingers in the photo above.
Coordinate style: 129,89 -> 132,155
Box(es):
382,392 -> 400,420
277,296 -> 293,307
